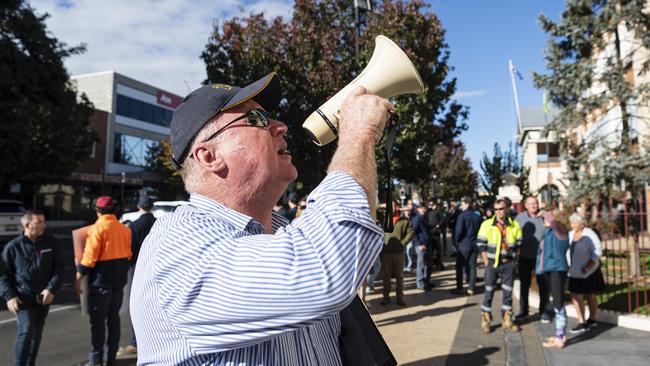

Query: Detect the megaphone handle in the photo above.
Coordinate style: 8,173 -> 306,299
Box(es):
382,117 -> 398,233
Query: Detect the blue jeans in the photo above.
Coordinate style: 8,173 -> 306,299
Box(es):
403,241 -> 415,271
367,256 -> 382,288
88,287 -> 123,365
14,298 -> 49,366
416,245 -> 433,288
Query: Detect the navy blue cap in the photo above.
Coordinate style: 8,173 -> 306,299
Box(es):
137,196 -> 154,210
170,72 -> 281,164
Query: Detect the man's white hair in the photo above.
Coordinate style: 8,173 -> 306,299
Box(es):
179,119 -> 221,193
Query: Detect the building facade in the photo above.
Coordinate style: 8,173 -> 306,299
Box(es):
34,71 -> 183,221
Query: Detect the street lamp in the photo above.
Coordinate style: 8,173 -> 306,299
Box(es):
120,172 -> 126,214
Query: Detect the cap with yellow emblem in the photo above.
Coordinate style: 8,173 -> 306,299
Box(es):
170,72 -> 281,166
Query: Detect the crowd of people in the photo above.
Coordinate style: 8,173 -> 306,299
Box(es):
1,74 -> 609,365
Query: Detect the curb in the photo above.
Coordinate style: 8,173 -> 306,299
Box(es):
513,279 -> 650,332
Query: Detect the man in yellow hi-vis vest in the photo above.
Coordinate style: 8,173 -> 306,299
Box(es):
477,199 -> 522,333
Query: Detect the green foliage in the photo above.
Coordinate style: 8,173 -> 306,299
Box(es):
431,141 -> 477,201
0,0 -> 96,188
145,140 -> 185,200
533,0 -> 650,201
200,0 -> 469,191
479,142 -> 530,205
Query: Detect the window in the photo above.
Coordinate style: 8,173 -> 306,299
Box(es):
89,141 -> 96,158
115,94 -> 174,127
113,133 -> 161,168
537,143 -> 560,162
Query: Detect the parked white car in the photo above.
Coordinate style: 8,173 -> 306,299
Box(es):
120,200 -> 188,225
0,200 -> 26,242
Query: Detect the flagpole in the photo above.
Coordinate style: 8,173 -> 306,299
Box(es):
508,59 -> 523,135
543,90 -> 552,208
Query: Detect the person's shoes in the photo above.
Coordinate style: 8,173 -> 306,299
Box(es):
397,299 -> 406,307
466,289 -> 475,296
514,311 -> 529,322
586,319 -> 598,328
569,323 -> 588,334
85,362 -> 102,366
449,288 -> 466,295
540,312 -> 553,324
117,345 -> 137,356
481,312 -> 492,334
542,336 -> 566,348
502,310 -> 521,332
380,298 -> 391,306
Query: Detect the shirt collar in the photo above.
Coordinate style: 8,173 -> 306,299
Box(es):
492,216 -> 511,227
190,193 -> 288,234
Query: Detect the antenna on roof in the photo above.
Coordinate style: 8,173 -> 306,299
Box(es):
183,80 -> 192,94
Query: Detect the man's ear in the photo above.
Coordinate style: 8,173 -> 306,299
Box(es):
194,144 -> 228,176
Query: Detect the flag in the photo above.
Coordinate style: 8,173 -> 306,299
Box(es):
543,90 -> 551,113
510,62 -> 523,80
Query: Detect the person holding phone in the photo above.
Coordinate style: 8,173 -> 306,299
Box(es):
0,210 -> 63,366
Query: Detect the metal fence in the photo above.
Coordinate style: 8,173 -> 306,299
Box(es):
580,197 -> 649,315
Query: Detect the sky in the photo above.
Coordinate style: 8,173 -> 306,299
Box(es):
31,0 -> 567,170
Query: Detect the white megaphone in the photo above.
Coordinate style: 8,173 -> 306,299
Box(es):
302,35 -> 425,146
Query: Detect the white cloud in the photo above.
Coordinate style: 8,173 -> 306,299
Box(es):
453,89 -> 490,99
30,0 -> 294,96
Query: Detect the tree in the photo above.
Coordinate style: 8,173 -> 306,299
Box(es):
145,140 -> 186,200
533,0 -> 650,201
0,0 -> 95,193
201,0 -> 469,191
430,141 -> 477,201
479,142 -> 530,205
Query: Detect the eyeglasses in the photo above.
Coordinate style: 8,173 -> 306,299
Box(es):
494,207 -> 506,211
202,108 -> 272,143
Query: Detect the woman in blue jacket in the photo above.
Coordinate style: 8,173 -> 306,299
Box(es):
536,210 -> 569,348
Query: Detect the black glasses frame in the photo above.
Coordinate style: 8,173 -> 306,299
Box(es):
201,108 -> 272,143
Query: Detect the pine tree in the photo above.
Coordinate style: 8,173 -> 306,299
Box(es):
479,142 -> 530,205
533,0 -> 650,201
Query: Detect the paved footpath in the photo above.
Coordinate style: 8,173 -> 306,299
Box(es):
371,261 -> 650,366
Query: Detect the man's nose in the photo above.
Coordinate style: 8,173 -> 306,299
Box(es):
269,119 -> 288,136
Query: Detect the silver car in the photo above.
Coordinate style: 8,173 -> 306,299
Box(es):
0,200 -> 25,242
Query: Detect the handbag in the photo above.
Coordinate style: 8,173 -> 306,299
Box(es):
338,295 -> 397,366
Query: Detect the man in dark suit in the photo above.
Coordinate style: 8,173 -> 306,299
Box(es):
118,196 -> 156,357
452,197 -> 481,295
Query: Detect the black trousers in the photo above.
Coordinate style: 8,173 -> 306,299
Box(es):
518,257 -> 551,315
455,246 -> 477,291
88,287 -> 123,365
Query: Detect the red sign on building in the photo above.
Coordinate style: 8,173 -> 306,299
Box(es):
156,90 -> 182,109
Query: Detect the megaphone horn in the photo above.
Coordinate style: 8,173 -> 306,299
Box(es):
302,35 -> 425,146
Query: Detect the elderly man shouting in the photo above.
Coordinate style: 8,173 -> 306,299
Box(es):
130,73 -> 392,365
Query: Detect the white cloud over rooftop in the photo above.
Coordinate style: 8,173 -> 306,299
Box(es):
31,0 -> 293,96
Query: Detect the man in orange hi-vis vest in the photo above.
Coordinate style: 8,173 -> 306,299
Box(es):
74,196 -> 131,366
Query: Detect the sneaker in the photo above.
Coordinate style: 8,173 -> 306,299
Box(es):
586,319 -> 598,328
540,312 -> 553,324
466,289 -> 475,296
514,311 -> 529,322
569,323 -> 588,334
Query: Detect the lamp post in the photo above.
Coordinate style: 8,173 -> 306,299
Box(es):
120,172 -> 126,215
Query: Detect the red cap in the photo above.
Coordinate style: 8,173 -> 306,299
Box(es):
96,196 -> 115,208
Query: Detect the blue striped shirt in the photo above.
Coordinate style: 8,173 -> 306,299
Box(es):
130,171 -> 383,365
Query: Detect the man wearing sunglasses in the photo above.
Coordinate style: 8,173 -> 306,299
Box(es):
130,73 -> 393,365
477,199 -> 522,334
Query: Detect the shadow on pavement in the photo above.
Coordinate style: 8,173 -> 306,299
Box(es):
400,346 -> 500,366
375,303 -> 477,326
563,322 -> 615,347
